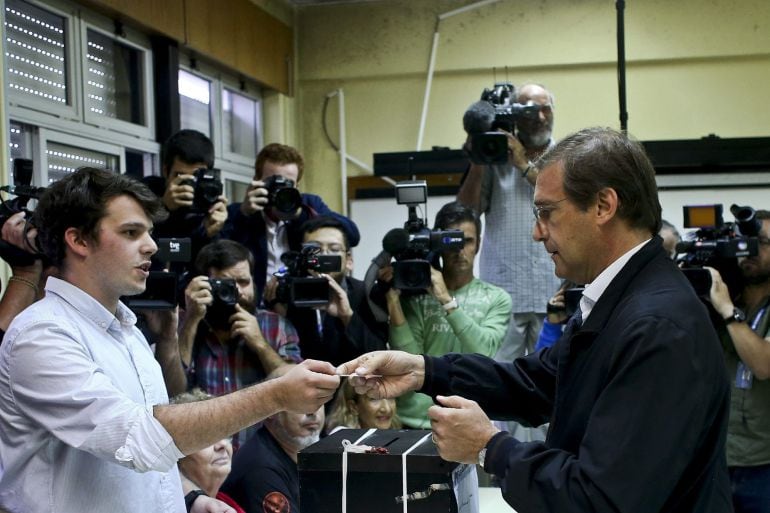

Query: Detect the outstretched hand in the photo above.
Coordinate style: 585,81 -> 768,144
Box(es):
336,350 -> 425,399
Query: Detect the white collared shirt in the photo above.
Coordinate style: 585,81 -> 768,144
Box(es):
580,238 -> 651,324
263,212 -> 289,282
0,277 -> 185,513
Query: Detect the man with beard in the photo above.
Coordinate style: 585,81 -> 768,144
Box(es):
457,83 -> 561,443
707,209 -> 770,513
222,365 -> 324,513
179,240 -> 302,450
385,201 -> 511,428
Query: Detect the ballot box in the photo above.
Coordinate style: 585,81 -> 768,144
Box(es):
298,429 -> 477,513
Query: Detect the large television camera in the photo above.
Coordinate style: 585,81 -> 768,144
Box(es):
381,180 -> 464,291
274,243 -> 342,308
465,82 -> 543,165
0,158 -> 46,267
676,204 -> 760,297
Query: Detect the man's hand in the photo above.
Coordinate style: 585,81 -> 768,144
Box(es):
185,276 -> 213,323
203,196 -> 228,237
230,304 -> 264,350
546,286 -> 568,324
141,307 -> 179,343
263,276 -> 288,316
190,494 -> 237,513
1,212 -> 38,253
319,274 -> 353,325
240,179 -> 269,216
706,266 -> 734,318
428,267 -> 452,305
336,350 -> 424,399
163,175 -> 195,211
428,395 -> 499,464
500,129 -> 529,170
274,360 -> 341,413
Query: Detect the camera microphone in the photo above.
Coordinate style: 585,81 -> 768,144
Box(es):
463,101 -> 495,135
382,228 -> 410,255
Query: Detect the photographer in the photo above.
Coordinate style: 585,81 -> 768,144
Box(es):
0,212 -> 43,338
179,240 -> 302,451
385,201 -> 511,428
706,209 -> 770,513
268,216 -> 388,367
150,129 -> 228,263
222,143 -> 359,304
457,83 -> 560,362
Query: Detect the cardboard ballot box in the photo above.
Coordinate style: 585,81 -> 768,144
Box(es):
299,429 -> 476,513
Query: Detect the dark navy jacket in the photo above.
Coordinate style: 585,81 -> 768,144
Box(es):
423,236 -> 732,513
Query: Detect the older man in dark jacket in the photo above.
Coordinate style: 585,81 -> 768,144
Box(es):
339,127 -> 732,513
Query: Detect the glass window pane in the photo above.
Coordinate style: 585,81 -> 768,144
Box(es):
222,89 -> 259,158
226,179 -> 249,204
46,141 -> 119,184
85,29 -> 145,125
8,121 -> 35,186
179,69 -> 212,137
4,0 -> 69,107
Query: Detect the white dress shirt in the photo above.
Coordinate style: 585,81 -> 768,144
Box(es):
263,212 -> 289,283
0,277 -> 185,513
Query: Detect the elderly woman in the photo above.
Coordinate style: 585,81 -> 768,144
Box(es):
174,389 -> 246,513
325,378 -> 401,432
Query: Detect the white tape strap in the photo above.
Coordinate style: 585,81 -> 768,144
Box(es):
341,428 -> 377,513
401,432 -> 433,513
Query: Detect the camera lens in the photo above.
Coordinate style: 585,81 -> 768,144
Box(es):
272,187 -> 302,215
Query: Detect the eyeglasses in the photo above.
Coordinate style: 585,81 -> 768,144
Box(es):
533,198 -> 568,223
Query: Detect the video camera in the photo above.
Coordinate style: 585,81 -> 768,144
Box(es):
465,82 -> 543,165
122,238 -> 192,310
381,180 -> 464,291
0,158 -> 46,267
676,204 -> 760,297
181,168 -> 223,213
263,175 -> 302,218
274,243 -> 342,308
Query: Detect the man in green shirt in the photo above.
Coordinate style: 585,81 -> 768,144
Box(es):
385,201 -> 512,428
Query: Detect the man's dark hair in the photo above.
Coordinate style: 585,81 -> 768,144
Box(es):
433,201 -> 481,241
194,240 -> 255,276
756,210 -> 770,221
300,216 -> 350,250
255,143 -> 304,182
537,127 -> 662,234
33,167 -> 167,267
161,129 -> 215,174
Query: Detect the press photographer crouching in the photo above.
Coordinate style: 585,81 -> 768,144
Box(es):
266,216 -> 388,367
703,208 -> 770,513
178,240 -> 302,451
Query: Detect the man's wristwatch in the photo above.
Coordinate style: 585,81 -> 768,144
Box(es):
723,307 -> 746,325
441,296 -> 458,313
478,446 -> 487,467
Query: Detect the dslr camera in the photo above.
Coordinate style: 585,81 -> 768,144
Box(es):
204,277 -> 240,330
181,168 -> 223,213
274,243 -> 342,307
0,158 -> 46,267
676,204 -> 760,297
466,82 -> 542,165
263,175 -> 302,218
381,180 -> 464,291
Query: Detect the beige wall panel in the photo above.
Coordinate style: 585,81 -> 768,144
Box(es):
295,0 -> 770,211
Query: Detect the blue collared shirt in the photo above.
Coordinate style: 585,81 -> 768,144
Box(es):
0,277 -> 185,513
